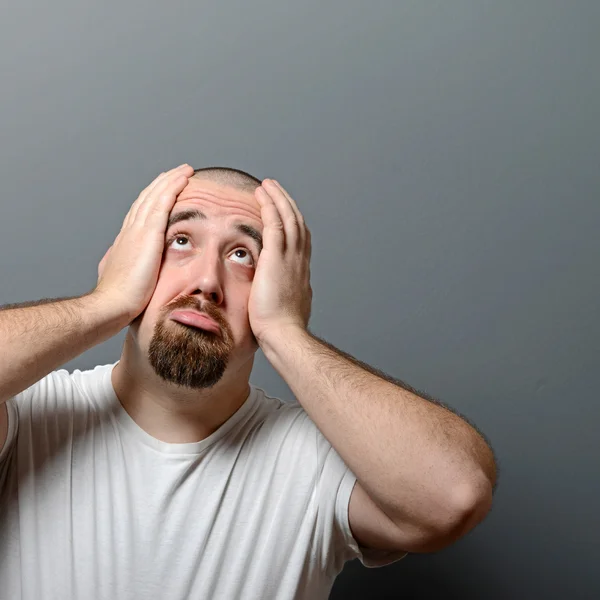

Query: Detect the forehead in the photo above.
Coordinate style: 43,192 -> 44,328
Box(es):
174,177 -> 262,225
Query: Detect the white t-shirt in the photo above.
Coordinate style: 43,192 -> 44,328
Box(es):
0,362 -> 406,600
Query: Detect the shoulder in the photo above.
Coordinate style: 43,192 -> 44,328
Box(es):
7,363 -> 115,410
1,363 -> 116,445
246,386 -> 324,461
251,386 -> 314,432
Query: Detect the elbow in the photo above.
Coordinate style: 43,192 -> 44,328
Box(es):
455,473 -> 495,524
444,475 -> 494,545
418,476 -> 494,554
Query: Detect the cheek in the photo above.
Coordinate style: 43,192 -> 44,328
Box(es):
147,272 -> 184,311
133,282 -> 173,336
227,298 -> 252,336
230,302 -> 250,329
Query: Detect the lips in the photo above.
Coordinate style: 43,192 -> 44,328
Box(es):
169,310 -> 221,335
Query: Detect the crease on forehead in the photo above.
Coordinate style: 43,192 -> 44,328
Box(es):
176,179 -> 262,223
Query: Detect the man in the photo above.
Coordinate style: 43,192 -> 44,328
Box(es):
0,164 -> 497,599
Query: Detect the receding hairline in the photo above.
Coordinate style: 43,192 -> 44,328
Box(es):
191,166 -> 262,194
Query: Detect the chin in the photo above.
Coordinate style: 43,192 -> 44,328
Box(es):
147,317 -> 234,390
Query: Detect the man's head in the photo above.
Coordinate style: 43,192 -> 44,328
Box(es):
129,166 -> 264,390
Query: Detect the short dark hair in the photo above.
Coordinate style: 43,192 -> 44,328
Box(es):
192,167 -> 262,193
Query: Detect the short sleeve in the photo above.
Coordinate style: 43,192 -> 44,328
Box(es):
0,399 -> 18,465
0,368 -> 75,468
315,427 -> 408,569
334,468 -> 409,568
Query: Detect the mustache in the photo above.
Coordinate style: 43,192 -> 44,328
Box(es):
163,296 -> 225,327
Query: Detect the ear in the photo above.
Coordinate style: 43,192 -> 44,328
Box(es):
97,245 -> 112,281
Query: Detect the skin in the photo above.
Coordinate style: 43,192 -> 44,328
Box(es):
0,162 -> 495,560
111,177 -> 267,444
96,165 -> 494,554
0,163 -> 495,556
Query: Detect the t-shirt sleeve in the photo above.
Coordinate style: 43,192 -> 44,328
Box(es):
0,368 -> 77,468
314,423 -> 409,569
334,467 -> 409,568
0,378 -> 37,491
0,399 -> 18,467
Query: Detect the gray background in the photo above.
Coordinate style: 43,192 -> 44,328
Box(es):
0,1 -> 598,598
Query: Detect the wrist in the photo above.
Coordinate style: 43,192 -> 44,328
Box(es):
258,325 -> 311,362
83,290 -> 134,335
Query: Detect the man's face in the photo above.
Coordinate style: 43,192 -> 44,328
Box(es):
130,177 -> 263,389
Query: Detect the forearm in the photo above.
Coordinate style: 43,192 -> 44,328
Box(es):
0,292 -> 128,404
262,327 -> 496,531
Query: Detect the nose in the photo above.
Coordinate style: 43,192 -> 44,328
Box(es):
184,248 -> 224,305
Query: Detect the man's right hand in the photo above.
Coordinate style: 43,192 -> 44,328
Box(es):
94,163 -> 194,322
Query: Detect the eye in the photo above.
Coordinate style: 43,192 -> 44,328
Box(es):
166,232 -> 256,266
167,234 -> 191,251
230,248 -> 255,267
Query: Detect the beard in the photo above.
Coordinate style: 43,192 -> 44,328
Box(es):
147,297 -> 235,390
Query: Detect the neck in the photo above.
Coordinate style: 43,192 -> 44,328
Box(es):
111,332 -> 254,444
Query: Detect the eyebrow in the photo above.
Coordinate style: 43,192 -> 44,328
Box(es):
167,209 -> 263,254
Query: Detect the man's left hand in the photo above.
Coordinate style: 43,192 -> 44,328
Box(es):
248,179 -> 312,347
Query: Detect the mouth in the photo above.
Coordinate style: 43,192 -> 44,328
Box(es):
169,310 -> 221,336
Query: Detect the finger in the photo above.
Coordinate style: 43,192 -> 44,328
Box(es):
133,163 -> 192,220
266,179 -> 307,251
261,179 -> 300,250
126,171 -> 166,225
141,164 -> 192,205
270,179 -> 308,252
126,164 -> 192,227
138,173 -> 191,227
255,186 -> 286,251
270,180 -> 305,228
125,170 -> 170,228
132,164 -> 193,222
